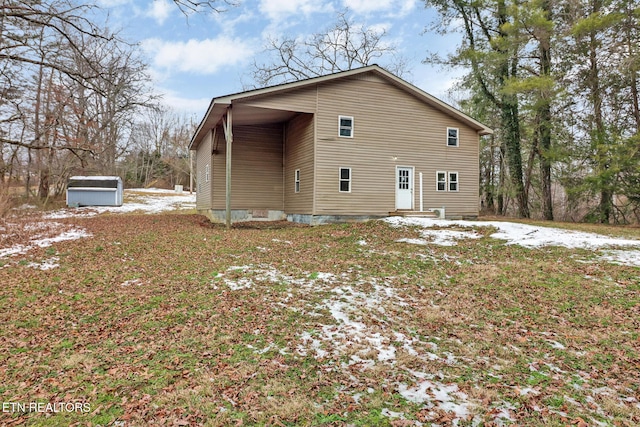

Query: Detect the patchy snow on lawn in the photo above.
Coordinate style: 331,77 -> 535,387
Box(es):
0,224 -> 91,258
386,217 -> 640,266
2,189 -> 195,259
26,257 -> 60,270
398,229 -> 483,246
44,188 -> 196,219
599,249 -> 640,267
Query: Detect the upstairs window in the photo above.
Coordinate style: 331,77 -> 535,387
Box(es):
447,127 -> 459,147
339,116 -> 354,138
294,169 -> 300,193
339,167 -> 351,192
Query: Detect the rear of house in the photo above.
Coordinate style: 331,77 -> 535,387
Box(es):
190,65 -> 492,225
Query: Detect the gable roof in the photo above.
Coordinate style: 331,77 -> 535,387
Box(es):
190,65 -> 493,150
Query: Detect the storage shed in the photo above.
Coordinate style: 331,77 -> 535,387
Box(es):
66,176 -> 123,207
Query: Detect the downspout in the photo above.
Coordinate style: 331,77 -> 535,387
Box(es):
282,122 -> 286,216
312,85 -> 318,218
223,106 -> 233,228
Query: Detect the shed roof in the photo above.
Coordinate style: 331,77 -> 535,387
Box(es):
189,65 -> 493,150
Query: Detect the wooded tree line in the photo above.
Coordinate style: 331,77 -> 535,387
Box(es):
0,0 -> 201,205
426,0 -> 640,223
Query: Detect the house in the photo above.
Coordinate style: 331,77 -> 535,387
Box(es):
189,65 -> 492,226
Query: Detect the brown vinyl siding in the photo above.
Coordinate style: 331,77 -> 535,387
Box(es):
195,130 -> 212,210
212,124 -> 284,210
313,73 -> 479,217
193,66 -> 488,221
284,114 -> 314,214
241,86 -> 317,113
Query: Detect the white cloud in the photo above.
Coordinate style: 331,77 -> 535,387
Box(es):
259,0 -> 332,22
142,36 -> 256,74
147,0 -> 173,25
160,92 -> 212,116
341,0 -> 416,16
97,0 -> 131,6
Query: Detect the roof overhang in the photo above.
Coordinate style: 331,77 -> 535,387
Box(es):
189,102 -> 304,151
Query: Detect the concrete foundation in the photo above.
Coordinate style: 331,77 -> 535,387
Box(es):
287,214 -> 386,225
201,209 -> 286,223
199,210 -> 385,225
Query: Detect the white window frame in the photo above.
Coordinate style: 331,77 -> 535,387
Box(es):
436,171 -> 460,192
449,172 -> 459,192
205,163 -> 210,183
339,167 -> 351,193
447,127 -> 459,147
338,116 -> 354,138
294,169 -> 300,193
436,171 -> 447,192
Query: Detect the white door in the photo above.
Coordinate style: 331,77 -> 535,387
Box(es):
396,166 -> 413,210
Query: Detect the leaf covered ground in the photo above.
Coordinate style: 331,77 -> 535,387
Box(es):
1,209 -> 639,426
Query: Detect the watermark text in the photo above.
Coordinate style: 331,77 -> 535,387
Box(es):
2,401 -> 91,413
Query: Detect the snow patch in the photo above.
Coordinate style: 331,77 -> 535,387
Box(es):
599,249 -> 640,267
386,217 -> 640,249
45,188 -> 196,219
0,226 -> 91,258
27,257 -> 60,270
398,378 -> 472,419
385,217 -> 640,265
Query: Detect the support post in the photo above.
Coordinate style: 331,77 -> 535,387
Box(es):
419,172 -> 423,212
223,107 -> 233,228
189,150 -> 193,194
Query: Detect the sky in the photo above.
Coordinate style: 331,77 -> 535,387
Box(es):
94,0 -> 464,119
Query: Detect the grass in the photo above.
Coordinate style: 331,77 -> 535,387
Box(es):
0,212 -> 639,426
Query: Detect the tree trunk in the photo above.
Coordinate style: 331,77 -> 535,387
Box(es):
502,99 -> 529,218
589,0 -> 611,223
498,143 -> 506,215
538,0 -> 554,220
497,0 -> 529,218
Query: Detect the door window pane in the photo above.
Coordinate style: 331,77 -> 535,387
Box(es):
398,169 -> 409,190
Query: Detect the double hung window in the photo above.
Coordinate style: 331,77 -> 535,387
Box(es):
339,168 -> 351,192
447,128 -> 459,147
339,116 -> 354,138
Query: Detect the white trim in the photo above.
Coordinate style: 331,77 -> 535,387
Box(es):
436,170 -> 459,192
294,169 -> 300,193
447,127 -> 459,147
339,167 -> 352,193
338,115 -> 354,138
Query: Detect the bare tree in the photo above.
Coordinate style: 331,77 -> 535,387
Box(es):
172,0 -> 236,15
0,1 -> 160,200
251,10 -> 409,87
122,107 -> 195,188
1,0 -> 228,200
